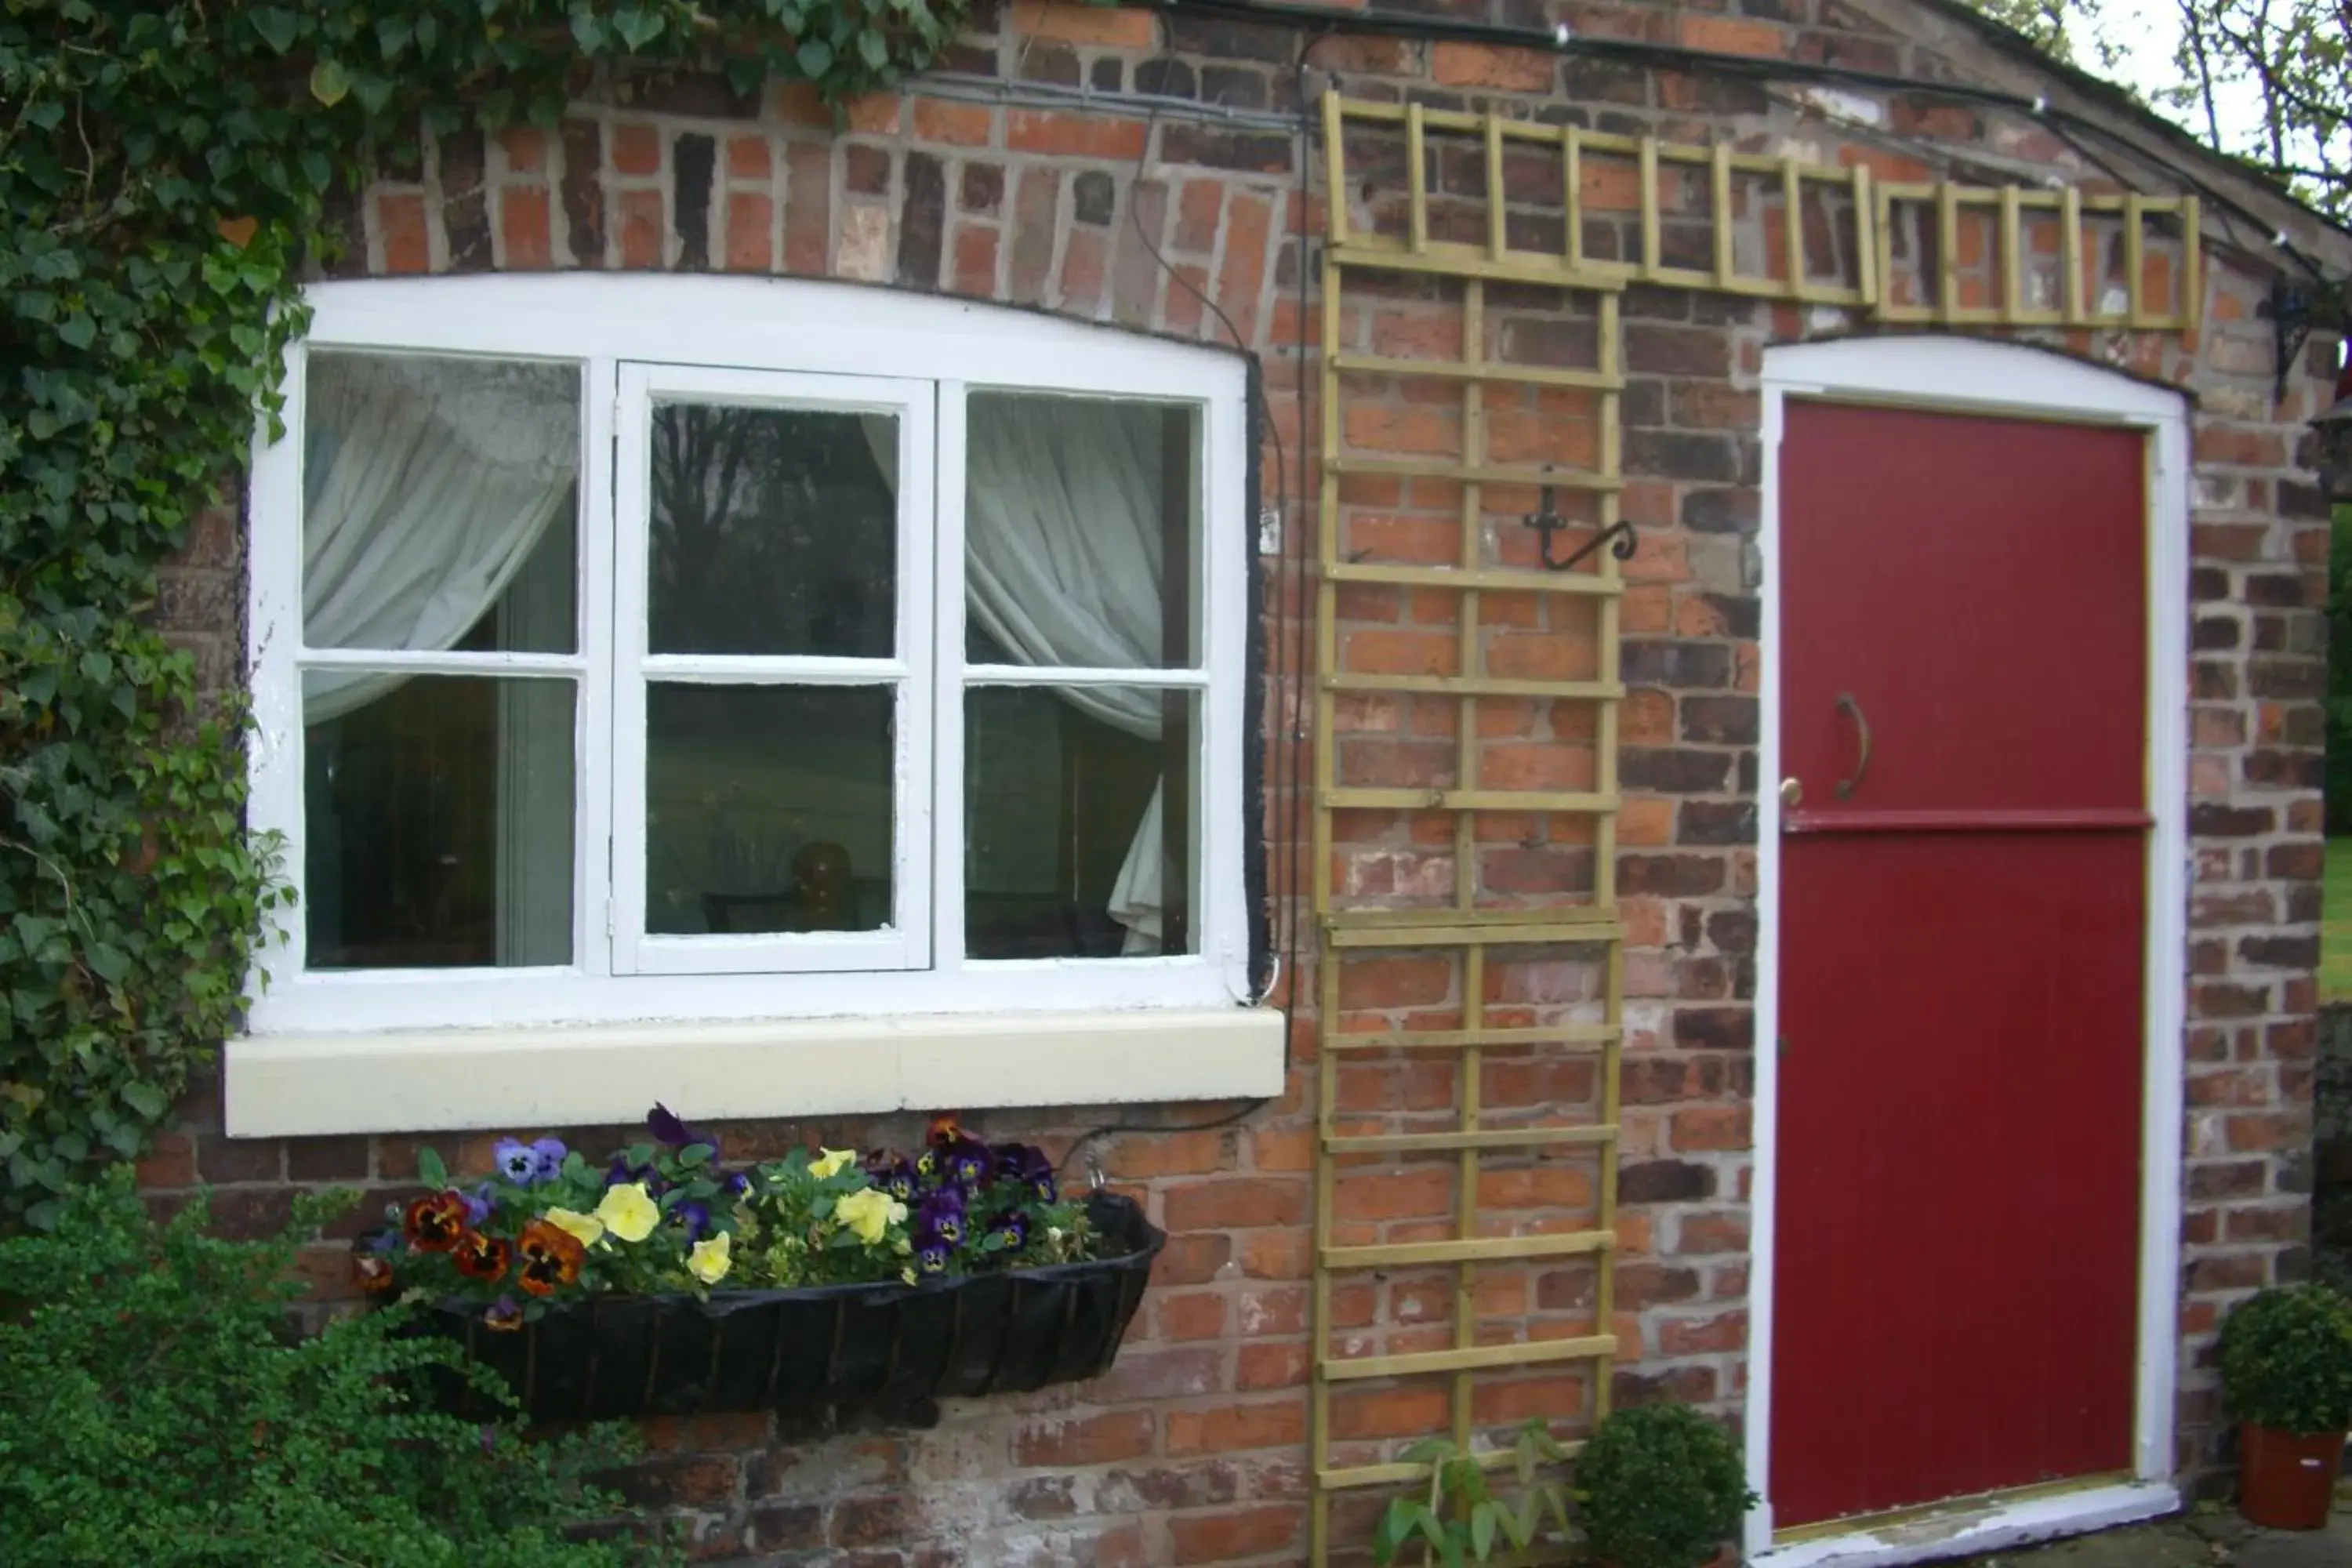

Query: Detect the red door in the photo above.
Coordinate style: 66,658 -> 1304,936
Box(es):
1769,401 -> 2149,1530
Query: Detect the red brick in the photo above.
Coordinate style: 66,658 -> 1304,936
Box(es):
1170,1504 -> 1302,1564
913,99 -> 994,147
1157,1290 -> 1229,1341
499,186 -> 551,268
952,223 -> 1000,295
612,122 -> 662,176
1236,1340 -> 1310,1390
784,143 -> 831,274
1007,110 -> 1148,160
1162,1176 -> 1307,1231
725,193 -> 774,272
617,187 -> 664,267
1165,1399 -> 1305,1455
1013,1410 -> 1156,1468
726,134 -> 770,180
378,192 -> 429,274
1010,0 -> 1159,48
1431,42 -> 1555,91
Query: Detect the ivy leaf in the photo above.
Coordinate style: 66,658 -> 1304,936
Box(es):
121,1081 -> 168,1120
376,15 -> 414,56
613,8 -> 666,49
796,38 -> 834,77
308,60 -> 350,107
82,942 -> 130,984
56,314 -> 96,350
249,8 -> 300,54
857,28 -> 888,67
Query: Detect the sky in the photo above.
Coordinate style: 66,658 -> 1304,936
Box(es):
2103,0 -> 2271,147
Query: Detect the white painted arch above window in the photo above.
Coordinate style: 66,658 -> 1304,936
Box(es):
232,274 -> 1280,1137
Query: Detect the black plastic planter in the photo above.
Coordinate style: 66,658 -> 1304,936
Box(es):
407,1192 -> 1163,1425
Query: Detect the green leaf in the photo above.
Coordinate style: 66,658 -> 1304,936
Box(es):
308,60 -> 350,107
613,7 -> 666,49
249,8 -> 300,53
796,38 -> 834,76
56,314 -> 96,350
1469,1501 -> 1494,1562
416,1145 -> 448,1189
121,1081 -> 168,1120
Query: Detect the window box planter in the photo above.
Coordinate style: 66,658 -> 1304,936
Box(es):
405,1191 -> 1163,1425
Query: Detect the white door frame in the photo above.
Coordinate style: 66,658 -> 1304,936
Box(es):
1747,336 -> 2191,1566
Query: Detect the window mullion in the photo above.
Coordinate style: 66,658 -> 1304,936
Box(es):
583,354 -> 624,978
934,379 -> 970,975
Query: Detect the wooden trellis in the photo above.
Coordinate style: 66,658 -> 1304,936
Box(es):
1306,89 -> 2207,1565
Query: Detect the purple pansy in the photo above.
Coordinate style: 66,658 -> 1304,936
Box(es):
994,1142 -> 1057,1203
646,1102 -> 718,1155
459,1183 -> 494,1227
989,1209 -> 1029,1250
914,1241 -> 952,1274
493,1137 -> 568,1186
915,1187 -> 966,1249
865,1152 -> 918,1202
605,1155 -> 667,1195
941,1136 -> 989,1191
483,1295 -> 523,1333
720,1168 -> 752,1199
673,1200 -> 712,1242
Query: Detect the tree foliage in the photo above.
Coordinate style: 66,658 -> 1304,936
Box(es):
0,2 -> 971,1230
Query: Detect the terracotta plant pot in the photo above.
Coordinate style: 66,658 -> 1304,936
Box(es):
404,1191 -> 1163,1426
2238,1420 -> 2345,1530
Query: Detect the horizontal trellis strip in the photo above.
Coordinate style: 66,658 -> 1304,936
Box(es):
1321,673 -> 1624,700
1323,561 -> 1623,596
1329,456 -> 1621,492
1319,1333 -> 1621,1381
1323,1023 -> 1620,1051
1325,920 -> 1626,948
1325,903 -> 1617,930
1317,1442 -> 1587,1493
1330,352 -> 1622,393
1323,1123 -> 1617,1155
1329,239 -> 1629,292
1323,1232 -> 1616,1272
1319,786 -> 1618,813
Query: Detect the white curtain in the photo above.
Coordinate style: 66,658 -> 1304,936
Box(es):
301,354 -> 579,720
947,397 -> 1178,953
302,352 -> 579,965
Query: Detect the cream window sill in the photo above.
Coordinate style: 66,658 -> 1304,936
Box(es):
224,1007 -> 1287,1138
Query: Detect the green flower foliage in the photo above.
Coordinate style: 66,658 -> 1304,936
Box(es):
1370,1421 -> 1574,1567
0,1 -> 971,1230
0,1172 -> 670,1566
1571,1403 -> 1755,1568
2220,1281 -> 2352,1436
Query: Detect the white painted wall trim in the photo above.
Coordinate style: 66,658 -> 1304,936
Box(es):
1748,335 -> 2191,1563
226,1006 -> 1287,1138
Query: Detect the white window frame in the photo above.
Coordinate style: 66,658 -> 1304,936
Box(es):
233,275 -> 1278,1135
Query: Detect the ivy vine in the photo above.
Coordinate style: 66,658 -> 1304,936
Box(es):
0,1 -> 972,1229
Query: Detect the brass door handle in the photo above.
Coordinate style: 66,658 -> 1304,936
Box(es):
1834,692 -> 1871,799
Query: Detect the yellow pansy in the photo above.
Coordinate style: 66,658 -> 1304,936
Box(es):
543,1207 -> 606,1247
809,1148 -> 857,1181
593,1181 -> 660,1243
687,1232 -> 731,1286
835,1187 -> 906,1246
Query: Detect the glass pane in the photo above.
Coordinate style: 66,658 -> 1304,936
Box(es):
302,673 -> 575,969
645,684 -> 895,935
303,351 -> 579,654
964,686 -> 1197,960
965,392 -> 1200,670
648,403 -> 897,658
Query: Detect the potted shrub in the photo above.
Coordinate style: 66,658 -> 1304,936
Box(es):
360,1107 -> 1163,1424
2219,1282 -> 2352,1529
1573,1403 -> 1755,1568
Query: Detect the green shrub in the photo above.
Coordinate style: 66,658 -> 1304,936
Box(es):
1370,1421 -> 1573,1565
1573,1403 -> 1755,1568
0,1173 -> 666,1567
2220,1282 -> 2352,1436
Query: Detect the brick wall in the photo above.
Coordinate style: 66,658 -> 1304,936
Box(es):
140,0 -> 2344,1559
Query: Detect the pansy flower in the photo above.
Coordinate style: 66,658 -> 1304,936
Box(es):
483,1295 -> 524,1332
993,1143 -> 1058,1203
514,1218 -> 587,1296
402,1191 -> 469,1253
915,1189 -> 966,1249
646,1103 -> 717,1155
450,1229 -> 511,1282
594,1181 -> 660,1243
673,1200 -> 712,1243
352,1250 -> 396,1293
942,1136 -> 990,1191
914,1240 -> 952,1275
720,1168 -> 752,1199
604,1155 -> 664,1195
459,1183 -> 495,1227
492,1137 -> 564,1185
925,1112 -> 966,1149
865,1152 -> 918,1202
989,1209 -> 1030,1251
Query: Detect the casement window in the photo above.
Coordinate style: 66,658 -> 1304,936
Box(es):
234,277 -> 1277,1136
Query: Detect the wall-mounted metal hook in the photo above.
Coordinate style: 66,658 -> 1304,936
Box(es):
1522,485 -> 1637,572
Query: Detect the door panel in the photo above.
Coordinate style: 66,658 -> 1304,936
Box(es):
1770,401 -> 2148,1531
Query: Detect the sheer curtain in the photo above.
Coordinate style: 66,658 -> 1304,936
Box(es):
302,353 -> 579,965
301,354 -> 579,718
948,397 -> 1176,953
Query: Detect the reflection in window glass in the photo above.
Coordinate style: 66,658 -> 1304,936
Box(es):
644,684 -> 895,936
303,674 -> 575,969
964,393 -> 1200,670
964,687 -> 1196,960
648,403 -> 897,659
302,351 -> 579,657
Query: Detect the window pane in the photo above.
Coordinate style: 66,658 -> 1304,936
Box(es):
964,686 -> 1196,960
303,674 -> 575,969
645,684 -> 895,935
648,404 -> 897,659
965,393 -> 1200,670
303,351 -> 579,654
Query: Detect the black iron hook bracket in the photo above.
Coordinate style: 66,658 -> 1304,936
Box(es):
1522,485 -> 1636,572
